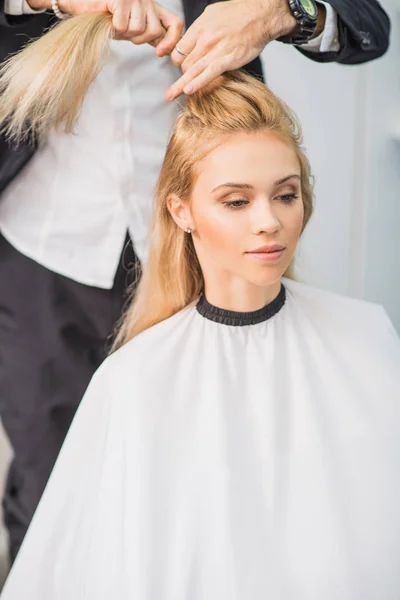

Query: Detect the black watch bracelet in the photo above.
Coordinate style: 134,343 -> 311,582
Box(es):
278,0 -> 319,45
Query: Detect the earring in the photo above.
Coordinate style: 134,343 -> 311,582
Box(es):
186,227 -> 192,234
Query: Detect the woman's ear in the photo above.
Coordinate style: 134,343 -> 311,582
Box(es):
166,194 -> 195,232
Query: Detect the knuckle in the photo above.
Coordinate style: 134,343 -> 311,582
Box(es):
149,25 -> 164,38
214,56 -> 226,70
130,24 -> 146,35
174,52 -> 185,64
196,58 -> 208,72
113,22 -> 129,34
202,37 -> 214,52
172,22 -> 184,36
173,17 -> 184,29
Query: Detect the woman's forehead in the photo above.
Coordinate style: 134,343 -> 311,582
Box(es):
194,132 -> 300,189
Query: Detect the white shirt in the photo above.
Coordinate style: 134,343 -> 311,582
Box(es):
0,2 -> 339,289
2,280 -> 400,598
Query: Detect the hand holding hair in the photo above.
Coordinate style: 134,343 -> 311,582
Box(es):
0,2 -> 183,142
25,0 -> 183,46
164,0 -> 325,101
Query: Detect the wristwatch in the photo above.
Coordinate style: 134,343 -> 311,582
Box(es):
278,0 -> 319,45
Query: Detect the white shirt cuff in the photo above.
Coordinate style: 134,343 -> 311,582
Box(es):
299,1 -> 340,53
4,0 -> 45,14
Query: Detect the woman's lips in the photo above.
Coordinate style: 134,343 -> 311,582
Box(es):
245,246 -> 286,262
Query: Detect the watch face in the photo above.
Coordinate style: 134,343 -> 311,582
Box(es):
300,0 -> 318,18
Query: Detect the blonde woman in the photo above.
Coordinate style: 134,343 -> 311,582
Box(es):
1,70 -> 399,599
0,0 -> 390,565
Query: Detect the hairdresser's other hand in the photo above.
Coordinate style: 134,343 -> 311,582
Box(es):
164,0 -> 299,101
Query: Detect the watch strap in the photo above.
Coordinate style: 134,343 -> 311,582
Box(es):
279,0 -> 318,45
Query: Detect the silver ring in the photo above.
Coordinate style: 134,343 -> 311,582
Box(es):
175,45 -> 188,57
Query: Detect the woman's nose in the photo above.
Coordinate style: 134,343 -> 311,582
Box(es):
251,200 -> 281,235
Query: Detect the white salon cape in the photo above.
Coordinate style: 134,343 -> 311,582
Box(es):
2,279 -> 400,600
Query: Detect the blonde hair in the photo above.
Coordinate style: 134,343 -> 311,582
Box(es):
0,24 -> 313,349
0,14 -> 113,141
114,71 -> 314,348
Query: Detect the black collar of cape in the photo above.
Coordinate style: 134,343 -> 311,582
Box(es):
196,283 -> 286,326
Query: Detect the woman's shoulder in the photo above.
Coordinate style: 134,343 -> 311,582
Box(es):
284,278 -> 387,317
283,278 -> 398,349
95,302 -> 197,383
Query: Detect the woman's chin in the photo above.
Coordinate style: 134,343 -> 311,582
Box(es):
244,268 -> 285,289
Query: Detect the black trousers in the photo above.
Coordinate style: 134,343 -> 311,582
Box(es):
0,233 -> 139,562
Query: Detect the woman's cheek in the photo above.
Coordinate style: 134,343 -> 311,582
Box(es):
195,208 -> 240,253
285,204 -> 304,243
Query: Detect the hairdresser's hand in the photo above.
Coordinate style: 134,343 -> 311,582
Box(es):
164,0 -> 299,101
27,0 -> 183,50
111,0 -> 184,48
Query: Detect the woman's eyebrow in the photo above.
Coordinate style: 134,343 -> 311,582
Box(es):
211,182 -> 254,193
275,174 -> 301,185
212,174 -> 301,193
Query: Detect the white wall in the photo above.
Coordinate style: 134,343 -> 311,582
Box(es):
261,0 -> 400,330
363,1 -> 400,328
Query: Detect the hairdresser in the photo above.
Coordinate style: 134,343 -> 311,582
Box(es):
0,0 -> 391,565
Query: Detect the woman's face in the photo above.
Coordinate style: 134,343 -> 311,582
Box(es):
170,131 -> 305,300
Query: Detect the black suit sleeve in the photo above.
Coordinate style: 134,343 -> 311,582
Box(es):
0,0 -> 55,32
0,0 -> 39,26
298,0 -> 390,65
0,1 -> 54,195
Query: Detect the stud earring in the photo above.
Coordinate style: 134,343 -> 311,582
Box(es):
186,227 -> 192,234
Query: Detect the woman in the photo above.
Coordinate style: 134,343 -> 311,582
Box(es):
2,71 -> 399,599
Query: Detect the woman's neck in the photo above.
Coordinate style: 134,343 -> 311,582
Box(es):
202,276 -> 282,313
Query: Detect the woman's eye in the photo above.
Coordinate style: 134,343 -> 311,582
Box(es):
277,193 -> 298,204
223,199 -> 249,209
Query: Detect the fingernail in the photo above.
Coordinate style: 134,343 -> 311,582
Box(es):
183,84 -> 193,94
165,91 -> 173,101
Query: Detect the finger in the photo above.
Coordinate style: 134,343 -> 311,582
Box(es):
130,4 -> 164,44
147,29 -> 167,48
112,1 -> 134,34
155,6 -> 184,56
180,42 -> 208,73
165,59 -> 206,101
127,1 -> 146,36
165,56 -> 228,101
130,27 -> 165,45
170,24 -> 199,66
145,2 -> 165,39
182,62 -> 227,95
170,41 -> 191,66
